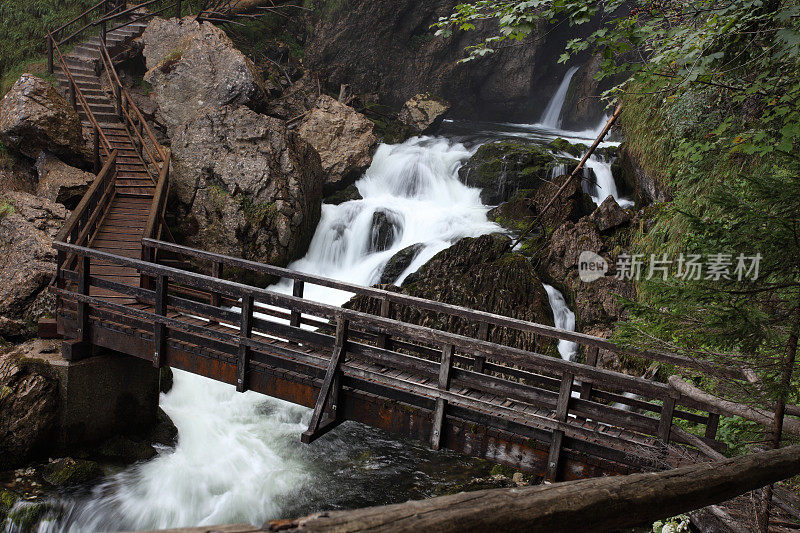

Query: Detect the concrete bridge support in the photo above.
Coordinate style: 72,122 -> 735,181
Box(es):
47,347 -> 161,449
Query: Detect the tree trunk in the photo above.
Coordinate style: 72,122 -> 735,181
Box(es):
757,330 -> 798,532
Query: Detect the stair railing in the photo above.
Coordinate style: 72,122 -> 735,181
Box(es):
47,32 -> 113,172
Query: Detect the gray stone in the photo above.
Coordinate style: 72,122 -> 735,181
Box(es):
398,93 -> 450,133
0,74 -> 88,164
380,243 -> 424,285
298,95 -> 378,192
34,152 -> 94,209
589,196 -> 633,233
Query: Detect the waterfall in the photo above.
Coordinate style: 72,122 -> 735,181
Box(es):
542,284 -> 578,361
539,66 -> 579,129
583,154 -> 634,208
45,137 -> 501,532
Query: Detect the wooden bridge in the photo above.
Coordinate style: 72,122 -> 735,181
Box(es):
45,0 -> 745,483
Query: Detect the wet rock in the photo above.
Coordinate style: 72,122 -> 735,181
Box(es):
145,407 -> 178,447
616,143 -> 672,207
0,489 -> 20,524
380,243 -> 424,285
169,106 -> 323,267
368,208 -> 403,253
42,458 -> 103,487
324,184 -> 363,205
0,74 -> 88,164
0,192 -> 68,338
141,17 -> 265,133
458,141 -> 576,205
96,435 -> 158,463
34,152 -> 94,209
559,54 -> 614,131
487,193 -> 536,233
159,366 -> 173,394
6,501 -> 62,529
398,93 -> 450,134
549,137 -> 587,157
298,95 -> 378,193
589,196 -> 633,233
0,349 -> 60,470
348,234 -> 554,353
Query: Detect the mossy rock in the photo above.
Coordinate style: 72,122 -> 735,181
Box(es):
458,141 -> 577,205
7,501 -> 61,530
43,458 -> 103,487
0,489 -> 20,523
147,408 -> 179,447
549,137 -> 587,157
97,435 -> 158,463
323,184 -> 363,205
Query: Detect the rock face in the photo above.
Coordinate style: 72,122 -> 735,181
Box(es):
141,17 -> 265,133
298,95 -> 378,193
0,351 -> 60,470
458,141 -> 577,205
34,152 -> 94,209
0,75 -> 87,164
348,234 -> 555,353
368,208 -> 402,253
0,192 -> 68,339
304,0 -> 602,122
380,243 -> 424,284
616,143 -> 672,206
170,106 -> 323,266
398,93 -> 450,133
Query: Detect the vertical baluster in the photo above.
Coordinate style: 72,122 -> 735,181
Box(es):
658,395 -> 677,445
545,372 -> 574,482
430,343 -> 454,450
77,256 -> 91,344
93,125 -> 100,173
705,412 -> 720,440
290,279 -> 304,328
579,345 -> 599,400
47,34 -> 54,74
376,297 -> 391,349
69,82 -> 76,110
152,274 -> 168,368
176,0 -> 182,18
473,321 -> 488,373
115,84 -> 122,117
237,295 -> 254,393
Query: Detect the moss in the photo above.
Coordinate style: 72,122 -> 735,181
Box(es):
7,502 -> 61,530
0,490 -> 20,523
0,198 -> 15,221
489,463 -> 518,478
549,137 -> 587,157
324,184 -> 363,205
241,197 -> 278,228
43,458 -> 103,487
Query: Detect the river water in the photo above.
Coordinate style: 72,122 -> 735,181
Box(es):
26,69 -> 632,532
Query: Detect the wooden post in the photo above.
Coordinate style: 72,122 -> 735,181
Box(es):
658,395 -> 677,445
473,322 -> 488,373
176,0 -> 182,18
77,255 -> 91,343
209,261 -> 222,310
93,125 -> 100,173
152,274 -> 168,368
302,315 -> 348,444
115,84 -> 122,117
545,372 -> 574,482
69,82 -> 76,110
376,297 -> 391,349
236,295 -> 254,393
290,279 -> 304,328
579,346 -> 599,400
47,35 -> 54,74
430,343 -> 454,451
705,412 -> 720,440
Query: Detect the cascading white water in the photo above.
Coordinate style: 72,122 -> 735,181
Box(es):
584,155 -> 634,208
44,137 -> 501,532
542,284 -> 578,361
539,66 -> 579,129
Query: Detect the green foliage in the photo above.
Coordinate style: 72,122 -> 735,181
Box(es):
0,0 -> 97,93
0,199 -> 15,221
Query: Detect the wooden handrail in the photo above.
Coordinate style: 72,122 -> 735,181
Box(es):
50,0 -> 108,39
55,152 -> 118,243
140,238 -> 742,381
144,148 -> 171,242
49,32 -> 113,161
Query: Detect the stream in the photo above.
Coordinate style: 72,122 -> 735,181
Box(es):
26,68 -> 633,533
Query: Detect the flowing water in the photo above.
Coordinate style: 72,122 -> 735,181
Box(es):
24,71 -> 638,532
540,66 -> 580,129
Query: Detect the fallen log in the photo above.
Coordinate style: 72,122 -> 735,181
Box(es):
268,445 -> 800,533
669,375 -> 800,436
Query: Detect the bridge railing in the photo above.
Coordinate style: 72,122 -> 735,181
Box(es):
55,240 -> 729,478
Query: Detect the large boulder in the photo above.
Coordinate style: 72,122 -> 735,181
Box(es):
34,152 -> 94,209
141,17 -> 265,133
0,346 -> 60,470
0,75 -> 87,164
347,234 -> 555,353
398,93 -> 450,134
0,192 -> 68,339
170,106 -> 323,266
458,141 -> 577,205
297,95 -> 378,193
